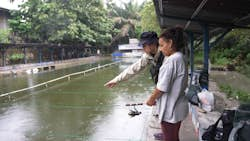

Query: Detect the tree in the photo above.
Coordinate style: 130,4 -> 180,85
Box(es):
0,29 -> 11,43
139,1 -> 161,35
107,0 -> 143,21
9,0 -> 115,46
208,28 -> 250,78
106,0 -> 145,45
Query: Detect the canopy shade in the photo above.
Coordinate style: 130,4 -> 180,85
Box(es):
153,0 -> 250,35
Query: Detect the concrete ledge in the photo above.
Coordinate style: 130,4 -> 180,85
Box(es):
0,56 -> 110,75
190,80 -> 239,141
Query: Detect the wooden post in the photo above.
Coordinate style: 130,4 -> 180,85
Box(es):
23,47 -> 27,64
1,47 -> 6,66
61,48 -> 64,60
38,47 -> 42,63
50,47 -> 54,61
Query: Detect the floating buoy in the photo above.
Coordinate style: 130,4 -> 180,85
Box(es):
32,68 -> 39,73
26,69 -> 32,74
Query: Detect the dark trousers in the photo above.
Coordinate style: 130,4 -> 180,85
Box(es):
161,121 -> 181,141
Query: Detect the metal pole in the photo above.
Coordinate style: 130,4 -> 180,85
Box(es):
202,24 -> 209,89
1,48 -> 6,66
188,32 -> 194,85
38,47 -> 42,63
61,48 -> 64,60
50,47 -> 54,61
23,47 -> 27,64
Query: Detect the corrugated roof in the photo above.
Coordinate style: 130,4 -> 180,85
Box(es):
153,0 -> 250,36
0,6 -> 10,12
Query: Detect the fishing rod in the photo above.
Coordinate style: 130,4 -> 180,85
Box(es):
27,102 -> 145,117
125,103 -> 143,117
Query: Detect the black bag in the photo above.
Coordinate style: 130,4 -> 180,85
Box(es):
202,110 -> 235,141
185,85 -> 201,106
199,69 -> 209,89
202,116 -> 223,141
229,104 -> 250,141
238,121 -> 250,141
228,120 -> 250,141
237,121 -> 250,141
221,110 -> 235,141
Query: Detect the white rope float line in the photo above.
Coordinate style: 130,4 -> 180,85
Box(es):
0,61 -> 120,98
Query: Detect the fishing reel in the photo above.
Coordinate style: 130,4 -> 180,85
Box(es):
125,103 -> 143,117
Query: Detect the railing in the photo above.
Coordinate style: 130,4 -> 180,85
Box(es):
0,43 -> 113,67
0,61 -> 120,98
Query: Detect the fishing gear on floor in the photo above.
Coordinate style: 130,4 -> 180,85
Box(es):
125,103 -> 143,117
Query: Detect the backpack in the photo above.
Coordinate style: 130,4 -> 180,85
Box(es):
228,104 -> 250,141
202,110 -> 235,141
150,51 -> 165,84
185,84 -> 201,106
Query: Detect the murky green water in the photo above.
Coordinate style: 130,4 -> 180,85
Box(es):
0,58 -> 154,141
0,60 -> 112,94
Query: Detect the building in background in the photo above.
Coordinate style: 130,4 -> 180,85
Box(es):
0,7 -> 10,30
116,38 -> 143,58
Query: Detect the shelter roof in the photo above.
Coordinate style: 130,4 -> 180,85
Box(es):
153,0 -> 250,36
0,6 -> 10,12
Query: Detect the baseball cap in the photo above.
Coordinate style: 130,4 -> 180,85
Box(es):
138,31 -> 158,47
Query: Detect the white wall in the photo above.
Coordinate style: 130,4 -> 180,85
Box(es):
0,10 -> 9,30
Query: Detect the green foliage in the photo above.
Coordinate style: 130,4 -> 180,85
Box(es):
215,57 -> 230,66
9,0 -> 115,45
108,0 -> 144,38
105,0 -> 145,44
106,0 -> 143,20
9,53 -> 24,61
238,64 -> 250,78
0,29 -> 11,43
139,1 -> 161,34
208,29 -> 250,103
210,52 -> 230,66
246,53 -> 250,64
194,51 -> 203,65
210,29 -> 250,77
219,84 -> 250,103
212,29 -> 250,65
134,23 -> 142,38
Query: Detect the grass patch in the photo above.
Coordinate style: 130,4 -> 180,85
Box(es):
194,51 -> 203,65
212,57 -> 230,66
210,50 -> 231,66
219,84 -> 250,103
238,65 -> 250,78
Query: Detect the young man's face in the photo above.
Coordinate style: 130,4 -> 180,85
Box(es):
143,44 -> 158,56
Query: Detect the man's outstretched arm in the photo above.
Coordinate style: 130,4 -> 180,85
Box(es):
104,53 -> 153,88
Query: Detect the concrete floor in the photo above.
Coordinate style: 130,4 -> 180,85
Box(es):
145,78 -> 239,141
0,56 -> 109,75
145,112 -> 198,141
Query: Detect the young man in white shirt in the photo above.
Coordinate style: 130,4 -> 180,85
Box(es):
104,31 -> 163,87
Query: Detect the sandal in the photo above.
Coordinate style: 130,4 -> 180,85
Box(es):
154,132 -> 164,140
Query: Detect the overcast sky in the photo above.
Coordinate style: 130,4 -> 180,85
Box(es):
0,0 -> 25,10
0,0 -> 145,10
